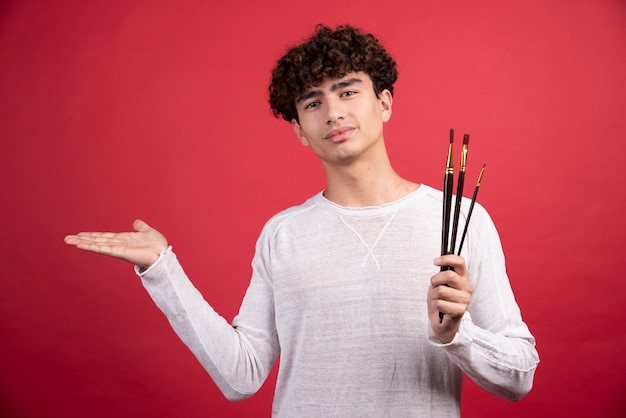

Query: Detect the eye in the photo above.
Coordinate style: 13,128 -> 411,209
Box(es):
341,90 -> 357,97
304,100 -> 320,110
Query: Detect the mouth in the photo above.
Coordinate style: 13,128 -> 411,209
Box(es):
324,126 -> 355,143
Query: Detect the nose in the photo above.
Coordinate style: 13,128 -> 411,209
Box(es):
325,96 -> 344,125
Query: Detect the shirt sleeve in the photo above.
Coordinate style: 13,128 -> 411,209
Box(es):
428,204 -> 540,401
136,241 -> 280,401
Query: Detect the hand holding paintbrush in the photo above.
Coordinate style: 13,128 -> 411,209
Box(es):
437,129 -> 485,323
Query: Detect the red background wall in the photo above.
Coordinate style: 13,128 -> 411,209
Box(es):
1,0 -> 625,416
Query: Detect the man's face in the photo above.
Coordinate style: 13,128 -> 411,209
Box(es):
291,72 -> 392,166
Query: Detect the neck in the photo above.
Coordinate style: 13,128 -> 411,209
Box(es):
322,151 -> 419,207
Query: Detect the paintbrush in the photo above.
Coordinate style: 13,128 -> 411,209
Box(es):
439,129 -> 455,323
449,134 -> 470,255
457,164 -> 486,255
441,128 -> 455,260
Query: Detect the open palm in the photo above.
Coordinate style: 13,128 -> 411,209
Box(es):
64,219 -> 169,269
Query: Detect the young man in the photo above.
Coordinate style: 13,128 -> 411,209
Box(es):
65,25 -> 539,416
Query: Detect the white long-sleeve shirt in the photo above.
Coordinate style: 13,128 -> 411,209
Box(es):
138,185 -> 539,417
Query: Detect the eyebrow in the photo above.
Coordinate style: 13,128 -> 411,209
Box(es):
296,77 -> 364,104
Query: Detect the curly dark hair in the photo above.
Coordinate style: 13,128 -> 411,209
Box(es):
269,25 -> 398,122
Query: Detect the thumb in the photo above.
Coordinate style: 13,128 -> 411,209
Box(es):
133,219 -> 151,232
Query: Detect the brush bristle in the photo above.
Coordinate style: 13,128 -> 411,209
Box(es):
449,128 -> 454,143
463,133 -> 470,145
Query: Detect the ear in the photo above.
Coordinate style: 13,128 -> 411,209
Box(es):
291,119 -> 310,147
379,89 -> 393,122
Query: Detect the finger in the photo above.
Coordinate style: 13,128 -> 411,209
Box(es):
430,287 -> 470,314
75,241 -> 117,256
431,269 -> 457,287
64,235 -> 80,245
433,299 -> 467,319
64,234 -> 113,246
433,255 -> 467,275
435,284 -> 471,304
75,231 -> 119,241
67,233 -> 132,251
73,232 -> 115,243
431,270 -> 473,293
133,219 -> 150,232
